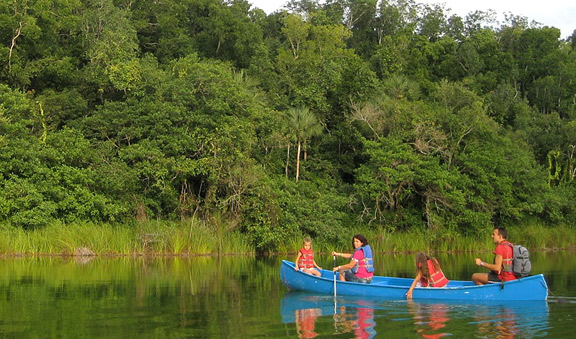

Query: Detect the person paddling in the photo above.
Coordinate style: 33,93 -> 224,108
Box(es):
332,234 -> 374,284
472,227 -> 517,285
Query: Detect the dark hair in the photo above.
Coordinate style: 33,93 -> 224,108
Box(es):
416,252 -> 441,281
416,253 -> 430,280
495,227 -> 508,239
352,234 -> 368,248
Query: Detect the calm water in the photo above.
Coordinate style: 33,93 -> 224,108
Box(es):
0,252 -> 574,338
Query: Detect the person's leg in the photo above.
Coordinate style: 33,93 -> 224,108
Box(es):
310,268 -> 321,277
344,270 -> 362,282
342,269 -> 358,282
337,267 -> 347,281
346,274 -> 371,284
487,272 -> 502,283
472,273 -> 489,285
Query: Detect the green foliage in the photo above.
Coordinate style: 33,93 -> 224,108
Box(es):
0,127 -> 132,228
0,1 -> 575,254
274,177 -> 351,243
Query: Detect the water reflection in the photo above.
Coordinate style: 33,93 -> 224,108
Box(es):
282,292 -> 550,339
0,256 -> 564,337
333,305 -> 376,339
281,292 -> 377,338
473,303 -> 518,338
407,301 -> 450,338
294,307 -> 321,338
407,299 -> 549,338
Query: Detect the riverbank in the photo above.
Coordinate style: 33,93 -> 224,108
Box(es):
0,221 -> 574,256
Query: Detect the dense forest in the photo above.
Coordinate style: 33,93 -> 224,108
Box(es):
1,0 -> 575,252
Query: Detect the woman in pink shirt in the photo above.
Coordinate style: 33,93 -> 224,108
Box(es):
332,234 -> 374,283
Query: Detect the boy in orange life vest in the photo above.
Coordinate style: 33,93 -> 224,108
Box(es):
472,227 -> 518,285
406,253 -> 450,299
295,237 -> 322,277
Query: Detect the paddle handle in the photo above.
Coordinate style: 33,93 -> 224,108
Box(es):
333,255 -> 337,298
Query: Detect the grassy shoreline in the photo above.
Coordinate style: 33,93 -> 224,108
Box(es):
0,221 -> 574,256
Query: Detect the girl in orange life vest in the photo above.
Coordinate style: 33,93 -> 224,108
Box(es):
295,237 -> 322,277
406,253 -> 450,299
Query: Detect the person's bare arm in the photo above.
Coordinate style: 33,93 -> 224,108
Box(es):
474,254 -> 502,272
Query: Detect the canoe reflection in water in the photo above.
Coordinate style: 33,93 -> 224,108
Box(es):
282,292 -> 549,338
281,293 -> 376,339
473,303 -> 518,339
333,305 -> 376,339
294,307 -> 321,338
408,301 -> 451,339
407,299 -> 549,338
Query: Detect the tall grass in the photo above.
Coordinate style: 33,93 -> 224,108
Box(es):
0,219 -> 254,256
310,224 -> 575,255
321,228 -> 488,254
0,221 -> 573,256
506,223 -> 576,250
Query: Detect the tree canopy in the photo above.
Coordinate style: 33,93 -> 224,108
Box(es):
1,0 -> 575,251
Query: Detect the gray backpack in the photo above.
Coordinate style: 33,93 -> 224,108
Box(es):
505,243 -> 532,278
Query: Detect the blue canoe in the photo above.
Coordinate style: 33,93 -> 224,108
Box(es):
280,260 -> 548,301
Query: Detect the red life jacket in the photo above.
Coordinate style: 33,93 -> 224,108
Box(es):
298,248 -> 315,269
500,241 -> 514,273
497,241 -> 517,281
420,259 -> 449,287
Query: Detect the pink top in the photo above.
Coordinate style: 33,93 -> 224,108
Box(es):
353,249 -> 373,279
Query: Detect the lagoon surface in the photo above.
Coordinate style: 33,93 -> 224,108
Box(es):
0,252 -> 574,338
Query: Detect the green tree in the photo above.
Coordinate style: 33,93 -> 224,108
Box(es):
79,0 -> 144,100
285,107 -> 323,181
0,85 -> 131,228
0,0 -> 83,89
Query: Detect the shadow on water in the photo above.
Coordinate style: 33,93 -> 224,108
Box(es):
281,292 -> 550,338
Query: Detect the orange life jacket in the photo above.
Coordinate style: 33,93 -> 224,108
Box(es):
298,248 -> 314,269
420,259 -> 449,287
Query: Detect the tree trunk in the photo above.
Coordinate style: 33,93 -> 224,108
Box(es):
9,21 -> 23,72
296,140 -> 302,182
285,144 -> 290,178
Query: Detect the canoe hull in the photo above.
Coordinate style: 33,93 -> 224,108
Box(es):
280,260 -> 548,301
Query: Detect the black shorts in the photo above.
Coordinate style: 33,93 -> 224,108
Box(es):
344,270 -> 372,284
488,272 -> 502,282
